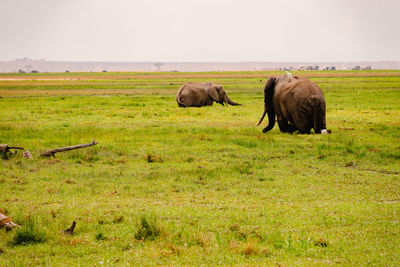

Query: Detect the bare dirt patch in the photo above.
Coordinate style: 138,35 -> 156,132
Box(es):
1,71 -> 400,81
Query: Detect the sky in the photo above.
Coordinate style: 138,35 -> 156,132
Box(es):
0,0 -> 399,62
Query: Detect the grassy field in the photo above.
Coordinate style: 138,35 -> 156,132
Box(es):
0,70 -> 399,265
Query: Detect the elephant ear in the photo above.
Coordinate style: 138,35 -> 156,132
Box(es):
205,83 -> 219,102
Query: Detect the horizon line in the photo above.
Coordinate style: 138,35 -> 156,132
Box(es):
2,59 -> 400,63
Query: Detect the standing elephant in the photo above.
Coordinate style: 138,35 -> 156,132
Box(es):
257,73 -> 329,134
176,82 -> 240,107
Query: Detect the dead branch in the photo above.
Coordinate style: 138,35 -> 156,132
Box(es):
1,144 -> 24,159
0,144 -> 24,153
64,221 -> 76,235
0,211 -> 20,230
40,140 -> 98,158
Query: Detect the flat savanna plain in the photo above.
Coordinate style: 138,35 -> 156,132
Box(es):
0,71 -> 399,265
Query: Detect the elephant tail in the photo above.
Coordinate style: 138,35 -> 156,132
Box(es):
312,96 -> 330,134
176,95 -> 187,107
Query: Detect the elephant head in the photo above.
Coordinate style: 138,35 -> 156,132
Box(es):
204,82 -> 241,106
256,77 -> 276,132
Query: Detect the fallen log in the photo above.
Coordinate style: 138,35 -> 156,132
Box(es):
40,140 -> 98,158
0,144 -> 24,153
0,144 -> 24,159
0,211 -> 20,230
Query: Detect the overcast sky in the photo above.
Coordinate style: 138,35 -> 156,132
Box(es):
1,0 -> 399,62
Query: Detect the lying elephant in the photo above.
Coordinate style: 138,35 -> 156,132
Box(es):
257,73 -> 329,134
176,82 -> 240,107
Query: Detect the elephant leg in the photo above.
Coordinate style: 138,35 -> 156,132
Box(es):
294,123 -> 311,134
205,99 -> 214,106
277,117 -> 297,133
291,108 -> 313,134
294,119 -> 310,134
287,124 -> 298,133
178,103 -> 188,107
298,128 -> 311,134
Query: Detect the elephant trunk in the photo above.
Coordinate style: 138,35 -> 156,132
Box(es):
257,77 -> 276,132
263,106 -> 276,132
224,94 -> 241,106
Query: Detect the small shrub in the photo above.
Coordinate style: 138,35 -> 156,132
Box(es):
314,238 -> 328,247
145,153 -> 163,163
113,215 -> 124,224
65,179 -> 75,184
242,239 -> 259,255
230,224 -> 247,240
95,232 -> 107,241
11,219 -> 46,246
270,232 -> 284,249
194,232 -> 214,248
134,216 -> 160,241
186,156 -> 195,163
1,150 -> 17,160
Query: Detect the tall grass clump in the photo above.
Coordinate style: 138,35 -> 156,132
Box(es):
10,218 -> 46,246
95,232 -> 107,241
134,216 -> 161,241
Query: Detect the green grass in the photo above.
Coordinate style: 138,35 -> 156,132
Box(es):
0,71 -> 399,265
10,218 -> 47,246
